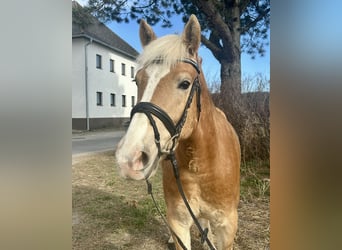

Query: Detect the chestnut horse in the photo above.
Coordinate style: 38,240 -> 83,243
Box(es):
115,15 -> 240,250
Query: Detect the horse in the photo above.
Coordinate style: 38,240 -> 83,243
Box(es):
115,15 -> 240,250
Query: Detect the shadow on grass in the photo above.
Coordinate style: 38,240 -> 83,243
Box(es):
73,185 -> 171,250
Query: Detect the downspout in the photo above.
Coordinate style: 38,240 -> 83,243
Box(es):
84,38 -> 93,131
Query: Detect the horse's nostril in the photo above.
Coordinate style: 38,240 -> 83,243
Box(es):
141,151 -> 149,166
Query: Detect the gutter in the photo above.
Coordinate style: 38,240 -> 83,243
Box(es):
84,37 -> 93,131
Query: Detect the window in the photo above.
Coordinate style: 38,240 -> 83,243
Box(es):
110,93 -> 115,106
121,63 -> 126,75
122,95 -> 126,107
131,66 -> 135,78
131,96 -> 135,107
110,59 -> 114,72
96,54 -> 102,69
96,92 -> 103,106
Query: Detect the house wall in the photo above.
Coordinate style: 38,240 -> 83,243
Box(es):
72,38 -> 86,118
72,37 -> 138,130
87,42 -> 137,118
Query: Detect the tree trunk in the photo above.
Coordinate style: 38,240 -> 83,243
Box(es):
220,59 -> 241,100
219,58 -> 242,122
218,1 -> 242,122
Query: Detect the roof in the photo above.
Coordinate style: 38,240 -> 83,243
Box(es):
72,1 -> 139,60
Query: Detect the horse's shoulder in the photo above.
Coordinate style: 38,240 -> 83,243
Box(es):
213,107 -> 240,146
213,107 -> 231,127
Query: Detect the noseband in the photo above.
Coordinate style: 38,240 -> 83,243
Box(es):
130,58 -> 201,156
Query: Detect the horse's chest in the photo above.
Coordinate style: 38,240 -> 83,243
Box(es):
188,187 -> 226,223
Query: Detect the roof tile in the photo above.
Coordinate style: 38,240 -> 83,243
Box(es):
72,1 -> 139,59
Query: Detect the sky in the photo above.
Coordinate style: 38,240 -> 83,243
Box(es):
76,0 -> 270,82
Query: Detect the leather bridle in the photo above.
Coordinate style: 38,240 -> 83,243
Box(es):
130,58 -> 216,250
130,58 -> 201,157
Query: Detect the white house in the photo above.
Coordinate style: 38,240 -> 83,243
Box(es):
72,1 -> 138,130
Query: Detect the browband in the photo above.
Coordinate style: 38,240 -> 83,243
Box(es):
180,58 -> 200,74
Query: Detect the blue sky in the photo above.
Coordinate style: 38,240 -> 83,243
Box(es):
77,0 -> 270,82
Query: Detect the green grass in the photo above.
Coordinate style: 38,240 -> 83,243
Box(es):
240,160 -> 270,200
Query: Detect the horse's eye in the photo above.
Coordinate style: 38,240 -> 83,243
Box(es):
178,80 -> 190,90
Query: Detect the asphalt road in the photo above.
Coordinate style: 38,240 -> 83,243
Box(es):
72,129 -> 126,155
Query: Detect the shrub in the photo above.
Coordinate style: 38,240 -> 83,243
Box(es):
210,73 -> 270,162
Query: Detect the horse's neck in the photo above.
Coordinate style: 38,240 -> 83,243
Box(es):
177,83 -> 216,160
194,76 -> 216,141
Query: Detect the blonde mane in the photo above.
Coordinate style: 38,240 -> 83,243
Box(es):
137,34 -> 190,70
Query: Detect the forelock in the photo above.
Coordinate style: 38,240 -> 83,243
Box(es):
137,34 -> 190,70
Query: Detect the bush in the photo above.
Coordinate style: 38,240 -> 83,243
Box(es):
210,73 -> 270,162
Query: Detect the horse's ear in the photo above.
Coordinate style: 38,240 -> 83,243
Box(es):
139,19 -> 157,47
182,15 -> 201,56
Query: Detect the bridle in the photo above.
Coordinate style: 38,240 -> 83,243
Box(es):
130,58 -> 201,157
130,58 -> 216,250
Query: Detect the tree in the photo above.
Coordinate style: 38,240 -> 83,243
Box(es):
85,0 -> 269,104
73,1 -> 94,29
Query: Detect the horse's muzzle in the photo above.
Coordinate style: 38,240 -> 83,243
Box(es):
117,150 -> 152,180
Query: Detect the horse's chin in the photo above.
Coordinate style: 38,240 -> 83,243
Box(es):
119,168 -> 145,180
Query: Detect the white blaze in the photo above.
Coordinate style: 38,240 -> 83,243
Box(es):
140,64 -> 170,102
115,64 -> 171,180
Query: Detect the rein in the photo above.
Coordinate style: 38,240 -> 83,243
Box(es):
130,58 -> 216,250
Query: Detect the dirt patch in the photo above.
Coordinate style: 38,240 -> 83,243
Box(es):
72,151 -> 269,249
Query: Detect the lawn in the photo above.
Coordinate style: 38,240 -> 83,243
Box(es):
72,151 -> 269,249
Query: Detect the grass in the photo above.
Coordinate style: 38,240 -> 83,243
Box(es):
240,160 -> 270,201
72,151 -> 269,249
73,151 -> 169,249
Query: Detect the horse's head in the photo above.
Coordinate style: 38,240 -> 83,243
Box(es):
116,15 -> 202,180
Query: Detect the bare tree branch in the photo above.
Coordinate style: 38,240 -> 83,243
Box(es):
193,0 -> 233,48
201,34 -> 222,60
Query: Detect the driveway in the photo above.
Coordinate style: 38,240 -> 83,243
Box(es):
72,129 -> 126,156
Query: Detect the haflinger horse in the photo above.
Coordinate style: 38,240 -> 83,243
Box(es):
115,15 -> 240,250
